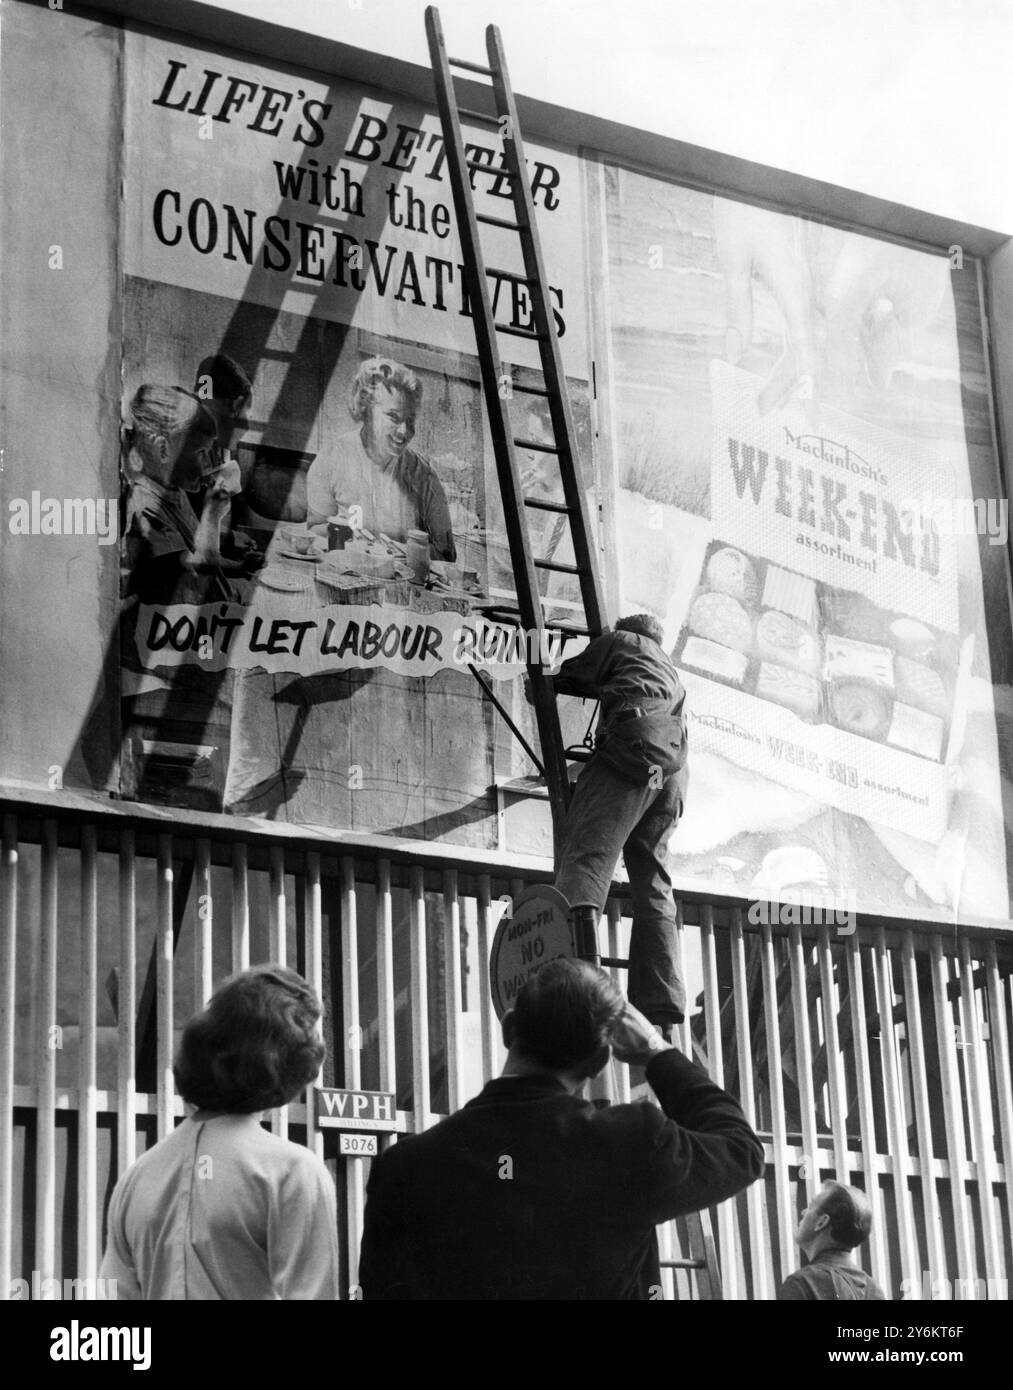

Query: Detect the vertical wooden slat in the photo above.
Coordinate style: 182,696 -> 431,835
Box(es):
476,875 -> 498,1084
0,816 -> 19,1294
984,942 -> 1013,1272
656,1219 -> 675,1301
586,899 -> 617,1107
194,839 -> 213,1010
269,845 -> 287,967
443,870 -> 463,1115
873,928 -> 919,1293
340,858 -> 361,1093
376,860 -> 396,1095
409,867 -> 430,1131
731,909 -> 769,1300
759,920 -> 793,1285
303,853 -> 324,1162
930,936 -> 976,1286
231,841 -> 249,972
117,829 -> 137,1172
156,836 -> 174,1139
77,824 -> 99,1289
845,933 -> 889,1292
900,935 -> 946,1293
701,905 -> 737,1298
958,938 -> 1003,1288
507,875 -> 529,1076
675,898 -> 691,1057
815,927 -> 850,1183
606,902 -> 630,1105
36,819 -> 58,1282
269,846 -> 288,1140
788,922 -> 820,1205
340,856 -> 364,1293
509,877 -> 525,921
955,952 -> 985,1178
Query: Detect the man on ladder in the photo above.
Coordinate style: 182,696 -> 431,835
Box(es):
550,613 -> 690,1032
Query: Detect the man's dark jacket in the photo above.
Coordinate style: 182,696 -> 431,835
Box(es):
358,1049 -> 764,1300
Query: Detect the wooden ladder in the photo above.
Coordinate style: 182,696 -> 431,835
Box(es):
662,1209 -> 724,1299
424,5 -> 607,848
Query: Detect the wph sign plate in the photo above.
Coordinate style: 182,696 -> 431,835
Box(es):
316,1088 -> 398,1132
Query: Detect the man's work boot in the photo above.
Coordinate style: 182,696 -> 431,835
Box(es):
569,905 -> 601,965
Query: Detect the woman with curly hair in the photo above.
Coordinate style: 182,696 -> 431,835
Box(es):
305,355 -> 456,560
100,965 -> 339,1299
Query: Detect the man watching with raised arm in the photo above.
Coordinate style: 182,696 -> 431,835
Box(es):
358,958 -> 764,1300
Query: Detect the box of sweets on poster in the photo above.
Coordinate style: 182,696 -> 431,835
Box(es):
673,540 -> 972,844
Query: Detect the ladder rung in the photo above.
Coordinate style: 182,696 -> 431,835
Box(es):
467,159 -> 513,176
449,56 -> 495,76
484,265 -> 530,283
514,437 -> 559,454
497,324 -> 543,340
476,605 -> 591,633
523,497 -> 571,514
660,1260 -> 706,1271
477,212 -> 523,230
599,956 -> 629,968
511,381 -> 551,397
457,106 -> 502,127
534,558 -> 583,575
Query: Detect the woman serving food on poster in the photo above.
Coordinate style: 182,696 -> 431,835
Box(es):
305,356 -> 457,563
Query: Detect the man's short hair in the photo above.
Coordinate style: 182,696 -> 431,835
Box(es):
511,958 -> 624,1070
195,353 -> 253,403
818,1181 -> 874,1249
349,356 -> 423,422
174,964 -> 324,1113
615,613 -> 665,646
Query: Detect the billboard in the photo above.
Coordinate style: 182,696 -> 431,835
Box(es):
111,28 -> 592,836
2,4 -> 1011,925
600,169 -> 1012,925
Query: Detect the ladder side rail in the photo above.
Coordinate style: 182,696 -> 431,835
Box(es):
484,23 -> 607,636
425,7 -> 572,833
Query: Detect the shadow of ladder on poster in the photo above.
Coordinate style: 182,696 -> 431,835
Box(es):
424,6 -> 608,869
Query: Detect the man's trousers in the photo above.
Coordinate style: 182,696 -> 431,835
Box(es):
554,755 -> 689,1025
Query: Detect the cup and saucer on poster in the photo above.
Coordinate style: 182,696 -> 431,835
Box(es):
274,523 -> 326,563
